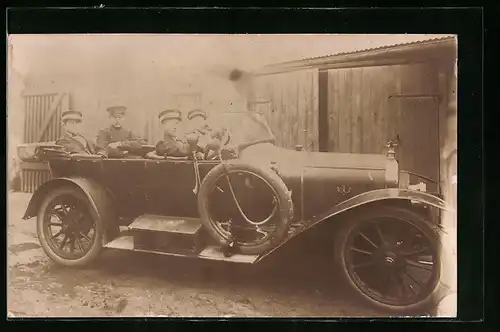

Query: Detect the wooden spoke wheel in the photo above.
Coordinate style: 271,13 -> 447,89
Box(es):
37,186 -> 104,267
334,205 -> 442,314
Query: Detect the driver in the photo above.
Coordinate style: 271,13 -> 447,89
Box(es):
185,109 -> 210,135
185,109 -> 232,159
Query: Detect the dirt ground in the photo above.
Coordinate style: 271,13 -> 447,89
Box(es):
7,191 -> 390,318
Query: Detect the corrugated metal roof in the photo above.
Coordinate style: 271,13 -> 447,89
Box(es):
264,36 -> 456,68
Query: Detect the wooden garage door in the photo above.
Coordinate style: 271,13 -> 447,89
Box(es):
253,69 -> 319,151
327,63 -> 440,190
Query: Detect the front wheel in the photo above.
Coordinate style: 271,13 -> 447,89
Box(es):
36,186 -> 104,267
334,205 -> 443,315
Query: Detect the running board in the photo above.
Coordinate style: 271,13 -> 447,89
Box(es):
198,246 -> 259,264
105,235 -> 259,264
105,235 -> 134,250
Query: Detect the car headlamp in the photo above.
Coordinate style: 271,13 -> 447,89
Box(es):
384,141 -> 399,187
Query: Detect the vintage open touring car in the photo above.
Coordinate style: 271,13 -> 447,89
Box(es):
19,110 -> 453,314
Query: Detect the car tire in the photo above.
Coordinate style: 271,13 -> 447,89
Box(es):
36,186 -> 104,267
333,205 -> 444,315
198,162 -> 293,255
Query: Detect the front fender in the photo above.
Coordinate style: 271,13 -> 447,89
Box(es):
22,177 -> 117,242
315,188 -> 454,223
256,188 -> 454,262
306,188 -> 454,237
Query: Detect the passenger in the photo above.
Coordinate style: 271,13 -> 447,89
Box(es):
96,105 -> 146,158
56,110 -> 98,155
145,109 -> 199,159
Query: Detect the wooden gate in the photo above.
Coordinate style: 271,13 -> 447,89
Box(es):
23,91 -> 69,143
20,90 -> 70,193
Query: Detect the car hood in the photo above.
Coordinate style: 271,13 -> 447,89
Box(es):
239,143 -> 387,170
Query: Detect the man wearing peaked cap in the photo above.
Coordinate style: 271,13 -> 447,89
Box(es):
56,109 -> 98,155
187,109 -> 207,120
96,105 -> 146,158
146,109 -> 197,159
185,108 -> 233,159
186,109 -> 210,134
159,109 -> 182,125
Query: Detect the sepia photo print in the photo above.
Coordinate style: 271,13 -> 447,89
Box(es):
7,33 -> 458,318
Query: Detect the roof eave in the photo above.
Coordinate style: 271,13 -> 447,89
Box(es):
256,37 -> 457,75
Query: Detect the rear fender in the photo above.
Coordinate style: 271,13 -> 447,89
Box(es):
256,188 -> 454,262
22,177 -> 117,244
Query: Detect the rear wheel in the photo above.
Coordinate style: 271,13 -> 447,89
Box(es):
36,186 -> 104,267
334,205 -> 442,315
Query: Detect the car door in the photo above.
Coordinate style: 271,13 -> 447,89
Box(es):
143,159 -> 198,217
101,159 -> 149,215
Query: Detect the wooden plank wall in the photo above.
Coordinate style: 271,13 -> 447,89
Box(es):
254,69 -> 319,151
328,66 -> 395,154
327,63 -> 440,188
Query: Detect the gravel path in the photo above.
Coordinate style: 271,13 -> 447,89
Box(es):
8,191 -> 385,318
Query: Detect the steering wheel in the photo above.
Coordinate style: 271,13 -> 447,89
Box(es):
165,155 -> 190,161
235,138 -> 276,152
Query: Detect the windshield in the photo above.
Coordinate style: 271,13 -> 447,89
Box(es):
207,111 -> 275,146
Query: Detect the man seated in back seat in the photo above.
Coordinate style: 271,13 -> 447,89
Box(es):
96,105 -> 146,158
56,109 -> 99,155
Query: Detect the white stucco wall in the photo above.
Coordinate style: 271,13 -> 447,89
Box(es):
436,59 -> 458,317
7,40 -> 26,183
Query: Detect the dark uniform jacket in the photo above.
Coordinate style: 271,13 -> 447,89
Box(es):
96,126 -> 146,158
56,132 -> 97,155
155,132 -> 192,157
